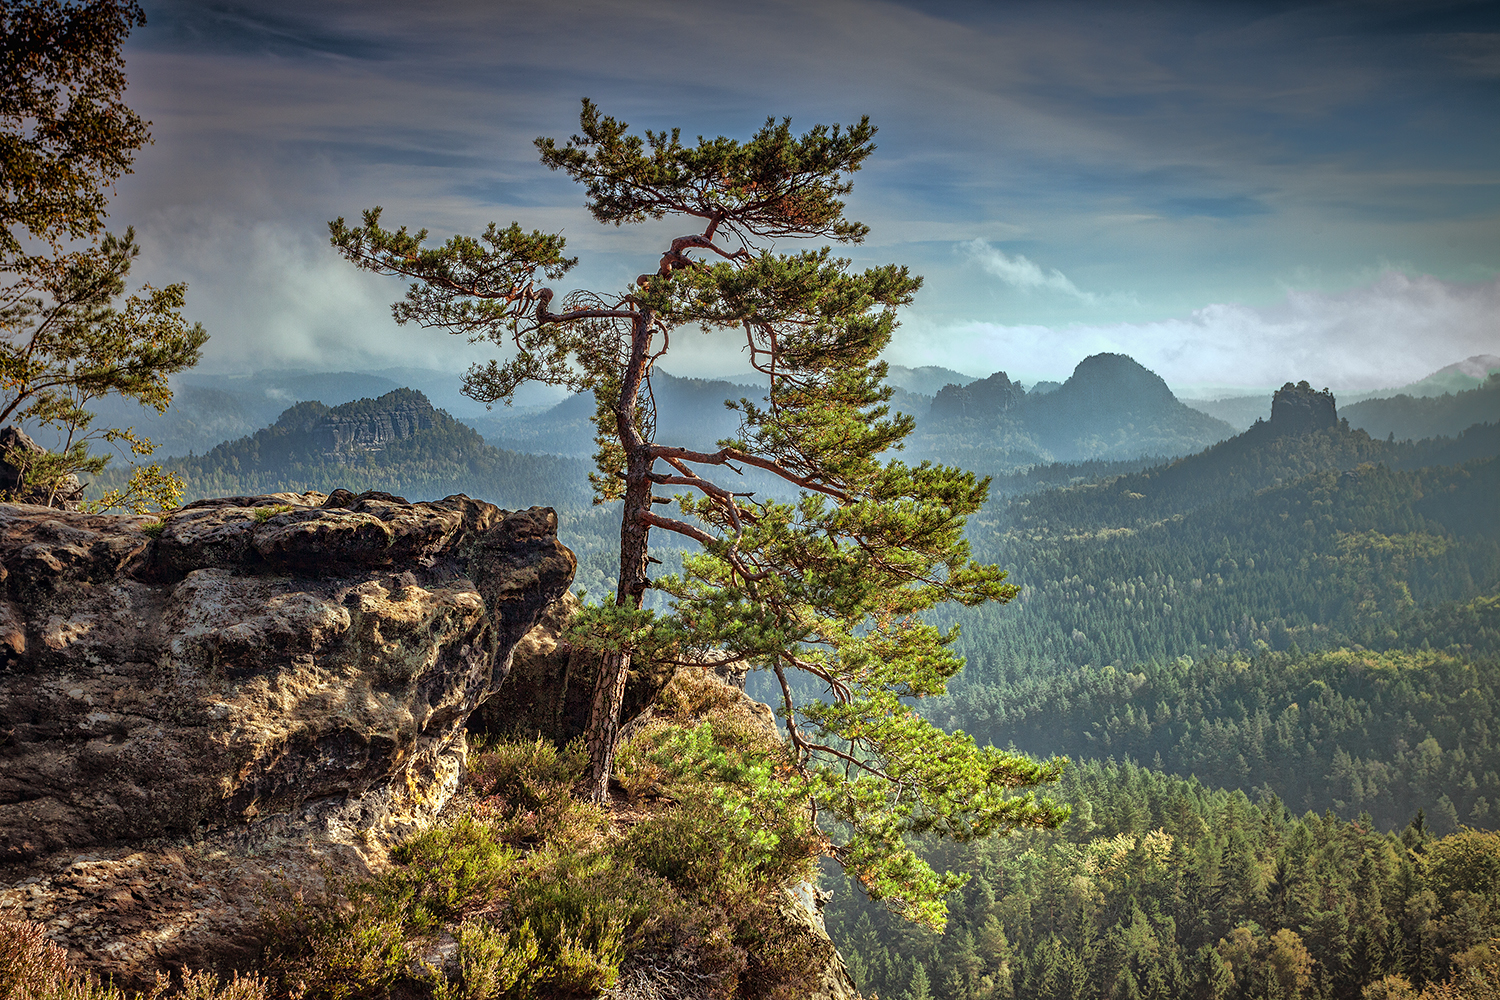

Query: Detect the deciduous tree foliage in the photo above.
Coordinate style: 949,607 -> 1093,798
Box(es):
0,0 -> 150,252
0,0 -> 204,510
331,100 -> 1067,926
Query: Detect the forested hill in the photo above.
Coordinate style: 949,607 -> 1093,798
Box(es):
934,375 -> 1500,680
909,353 -> 1235,469
130,389 -> 593,515
464,370 -> 763,457
822,382 -> 1500,1000
464,354 -> 1235,473
1007,381 -> 1500,533
954,457 -> 1500,676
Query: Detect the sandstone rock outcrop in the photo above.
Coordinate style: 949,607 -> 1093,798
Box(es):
274,388 -> 439,457
468,591 -> 677,745
930,370 -> 1025,422
1270,380 -> 1338,435
0,490 -> 574,982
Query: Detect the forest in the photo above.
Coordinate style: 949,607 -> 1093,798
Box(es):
815,403 -> 1500,998
827,760 -> 1500,1000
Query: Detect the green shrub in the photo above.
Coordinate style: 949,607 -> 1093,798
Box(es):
434,919 -> 544,1000
468,735 -> 587,807
266,724 -> 829,1000
251,504 -> 292,523
619,719 -> 822,897
259,885 -> 410,1000
469,737 -> 606,850
385,815 -> 516,932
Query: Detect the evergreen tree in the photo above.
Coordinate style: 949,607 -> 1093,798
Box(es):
904,961 -> 934,1000
1,0 -> 205,509
330,100 -> 1066,926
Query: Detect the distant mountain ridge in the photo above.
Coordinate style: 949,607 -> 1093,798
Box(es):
1341,371 -> 1500,441
1006,379 -> 1500,535
115,389 -> 592,515
1182,354 -> 1500,433
463,371 -> 766,457
1375,353 -> 1500,398
72,368 -> 566,459
913,352 -> 1235,467
883,364 -> 980,396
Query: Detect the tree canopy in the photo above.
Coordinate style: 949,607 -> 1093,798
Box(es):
1,0 -> 150,254
331,100 -> 1067,926
0,0 -> 204,511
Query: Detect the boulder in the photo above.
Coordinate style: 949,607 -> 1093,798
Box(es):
0,490 -> 574,983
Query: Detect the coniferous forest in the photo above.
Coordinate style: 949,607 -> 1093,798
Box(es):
818,386 -> 1500,999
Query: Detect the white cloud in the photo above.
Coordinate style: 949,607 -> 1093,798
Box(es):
891,270 -> 1500,393
961,239 -> 1096,301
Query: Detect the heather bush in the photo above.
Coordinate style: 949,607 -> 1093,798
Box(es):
2,913 -> 270,1000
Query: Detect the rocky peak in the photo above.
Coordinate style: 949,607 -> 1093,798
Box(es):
1058,352 -> 1178,413
274,387 -> 438,457
1270,380 -> 1338,435
931,370 -> 1026,421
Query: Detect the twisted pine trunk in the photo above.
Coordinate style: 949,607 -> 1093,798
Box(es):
575,313 -> 655,803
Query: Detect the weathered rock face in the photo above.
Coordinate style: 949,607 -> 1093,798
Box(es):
1271,380 -> 1338,434
930,370 -> 1025,422
275,388 -> 438,458
0,490 -> 574,980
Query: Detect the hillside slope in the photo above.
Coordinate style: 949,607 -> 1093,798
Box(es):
1343,372 -> 1500,441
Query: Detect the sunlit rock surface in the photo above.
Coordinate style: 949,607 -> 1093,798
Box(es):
0,489 -> 574,982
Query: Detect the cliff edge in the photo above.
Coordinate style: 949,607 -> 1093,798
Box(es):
0,490 -> 575,982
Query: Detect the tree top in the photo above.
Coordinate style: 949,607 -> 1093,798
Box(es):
536,98 -> 875,248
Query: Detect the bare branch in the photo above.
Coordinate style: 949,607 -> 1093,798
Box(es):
638,510 -> 716,547
650,444 -> 852,502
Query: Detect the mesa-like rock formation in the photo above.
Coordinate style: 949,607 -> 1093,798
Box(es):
275,388 -> 439,457
0,490 -> 574,981
1270,379 -> 1339,434
930,370 -> 1026,422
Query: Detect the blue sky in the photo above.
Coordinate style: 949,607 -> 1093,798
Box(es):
111,0 -> 1499,394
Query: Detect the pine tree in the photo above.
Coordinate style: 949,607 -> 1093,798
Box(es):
330,100 -> 1067,926
1,1 -> 205,510
904,961 -> 934,1000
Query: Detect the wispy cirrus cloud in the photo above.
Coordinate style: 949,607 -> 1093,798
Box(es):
961,239 -> 1096,301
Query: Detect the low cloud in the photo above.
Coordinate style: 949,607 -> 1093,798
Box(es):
961,239 -> 1095,302
893,270 -> 1500,393
129,211 -> 498,375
